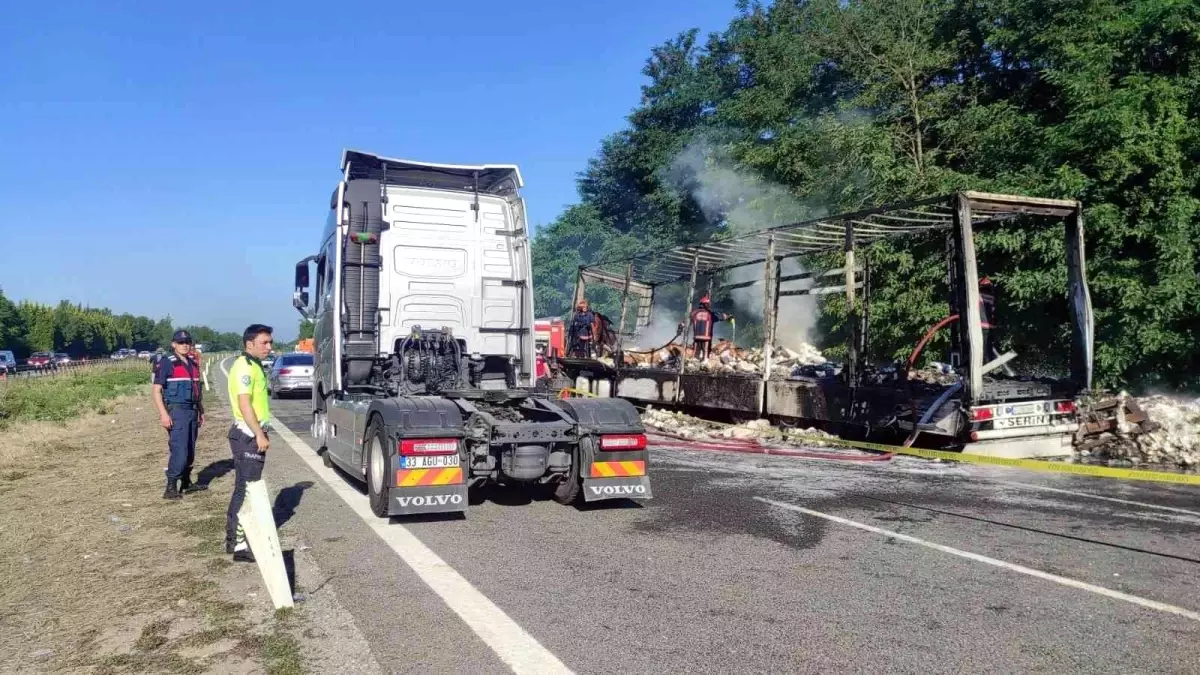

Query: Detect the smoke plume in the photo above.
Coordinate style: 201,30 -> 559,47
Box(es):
660,140 -> 822,350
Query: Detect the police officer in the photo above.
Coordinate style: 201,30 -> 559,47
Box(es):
226,324 -> 274,563
689,295 -> 732,360
152,330 -> 205,499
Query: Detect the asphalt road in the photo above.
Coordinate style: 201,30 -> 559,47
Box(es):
218,361 -> 1200,674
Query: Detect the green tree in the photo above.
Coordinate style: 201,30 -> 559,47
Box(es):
0,289 -> 27,354
298,319 -> 314,340
533,0 -> 1200,390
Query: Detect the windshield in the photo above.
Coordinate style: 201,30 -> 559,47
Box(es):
279,354 -> 313,366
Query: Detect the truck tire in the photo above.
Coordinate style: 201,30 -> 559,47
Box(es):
552,437 -> 590,505
365,421 -> 391,518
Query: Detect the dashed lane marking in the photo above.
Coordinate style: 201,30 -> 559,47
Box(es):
220,358 -> 574,675
756,497 -> 1200,623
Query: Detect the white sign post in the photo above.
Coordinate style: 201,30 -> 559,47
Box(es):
237,479 -> 294,609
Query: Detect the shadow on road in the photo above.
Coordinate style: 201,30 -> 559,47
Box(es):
282,549 -> 297,595
273,481 -> 315,528
196,459 -> 233,488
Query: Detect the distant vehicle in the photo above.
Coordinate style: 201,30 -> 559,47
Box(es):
0,351 -> 15,374
262,352 -> 277,369
295,338 -> 314,353
27,352 -> 53,367
53,353 -> 71,365
138,351 -> 151,359
268,352 -> 314,398
194,343 -> 205,353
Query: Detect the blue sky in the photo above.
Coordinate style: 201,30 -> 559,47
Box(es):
0,0 -> 738,340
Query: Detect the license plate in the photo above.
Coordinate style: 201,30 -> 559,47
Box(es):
995,415 -> 1048,429
400,455 -> 460,469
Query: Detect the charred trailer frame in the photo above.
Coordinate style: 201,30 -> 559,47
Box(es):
565,191 -> 1094,458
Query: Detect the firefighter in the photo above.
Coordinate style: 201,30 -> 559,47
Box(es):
534,343 -> 551,387
689,295 -> 732,360
152,330 -> 204,499
567,299 -> 596,358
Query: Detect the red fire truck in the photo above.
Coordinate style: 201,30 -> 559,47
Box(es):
533,318 -> 565,358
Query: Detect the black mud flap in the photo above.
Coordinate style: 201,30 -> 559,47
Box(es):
388,484 -> 469,516
582,476 -> 652,502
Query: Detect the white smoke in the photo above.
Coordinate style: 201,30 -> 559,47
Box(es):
625,308 -> 686,351
661,140 -> 821,350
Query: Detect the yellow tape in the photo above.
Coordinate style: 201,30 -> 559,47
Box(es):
561,386 -> 1200,486
783,432 -> 1200,486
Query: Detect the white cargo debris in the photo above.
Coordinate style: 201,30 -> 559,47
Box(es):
1086,395 -> 1200,468
624,339 -> 826,378
640,407 -> 838,447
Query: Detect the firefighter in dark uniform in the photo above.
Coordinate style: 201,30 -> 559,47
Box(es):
152,330 -> 205,499
567,299 -> 597,358
689,295 -> 731,360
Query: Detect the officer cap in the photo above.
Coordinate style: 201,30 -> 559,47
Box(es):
172,329 -> 193,343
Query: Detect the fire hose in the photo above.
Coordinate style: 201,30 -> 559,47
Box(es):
903,314 -> 960,448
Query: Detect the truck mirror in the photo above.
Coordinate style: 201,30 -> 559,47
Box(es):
295,261 -> 311,290
293,290 -> 310,313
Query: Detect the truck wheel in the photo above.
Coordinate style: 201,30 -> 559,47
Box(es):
552,438 -> 588,505
366,422 -> 391,518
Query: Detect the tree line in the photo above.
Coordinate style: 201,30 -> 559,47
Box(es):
531,0 -> 1200,391
0,288 -> 246,359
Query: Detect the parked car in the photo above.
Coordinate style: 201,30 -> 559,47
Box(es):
137,351 -> 151,359
262,351 -> 277,370
0,350 -> 15,374
27,352 -> 53,367
268,352 -> 313,398
53,353 -> 71,365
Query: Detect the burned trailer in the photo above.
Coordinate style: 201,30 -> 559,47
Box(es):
562,191 -> 1096,459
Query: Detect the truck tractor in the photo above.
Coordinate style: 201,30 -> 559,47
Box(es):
292,149 -> 652,517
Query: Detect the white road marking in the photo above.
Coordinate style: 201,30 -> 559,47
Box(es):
988,480 -> 1200,519
220,358 -> 573,675
755,497 -> 1200,623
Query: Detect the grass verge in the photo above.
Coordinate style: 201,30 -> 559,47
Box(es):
0,380 -> 307,673
0,360 -> 150,429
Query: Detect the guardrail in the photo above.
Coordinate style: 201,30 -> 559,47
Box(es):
0,357 -> 154,384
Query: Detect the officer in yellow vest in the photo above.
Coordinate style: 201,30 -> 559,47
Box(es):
225,324 -> 274,563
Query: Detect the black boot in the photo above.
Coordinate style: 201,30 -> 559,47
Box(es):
180,477 -> 207,494
163,479 -> 182,500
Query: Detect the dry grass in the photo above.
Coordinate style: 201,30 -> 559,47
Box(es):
0,384 -> 306,673
0,360 -> 150,431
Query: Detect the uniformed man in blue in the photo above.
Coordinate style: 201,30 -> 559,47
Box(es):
225,324 -> 274,563
152,329 -> 205,500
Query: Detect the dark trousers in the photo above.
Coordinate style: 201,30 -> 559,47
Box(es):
166,406 -> 198,483
225,425 -> 266,551
570,339 -> 593,359
694,339 -> 711,360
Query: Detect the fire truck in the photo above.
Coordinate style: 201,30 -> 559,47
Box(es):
533,318 -> 565,357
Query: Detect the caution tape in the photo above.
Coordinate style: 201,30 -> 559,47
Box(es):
783,433 -> 1200,487
559,387 -> 1200,485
